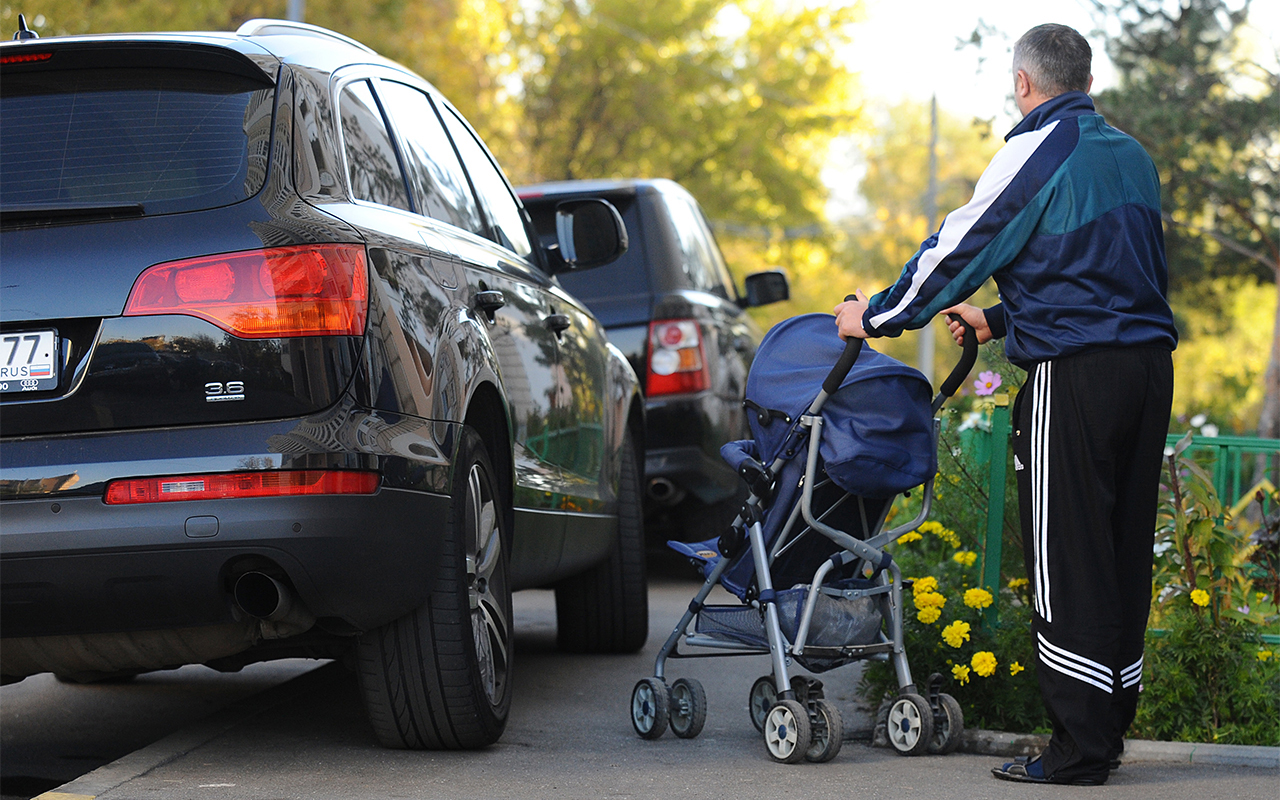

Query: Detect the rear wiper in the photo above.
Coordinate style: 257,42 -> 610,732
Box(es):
0,202 -> 145,228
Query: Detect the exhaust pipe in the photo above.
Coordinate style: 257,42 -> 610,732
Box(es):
233,572 -> 315,638
647,477 -> 684,506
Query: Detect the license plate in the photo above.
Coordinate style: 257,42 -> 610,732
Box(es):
0,329 -> 59,394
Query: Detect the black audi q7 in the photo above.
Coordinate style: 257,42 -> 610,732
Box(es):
0,19 -> 646,751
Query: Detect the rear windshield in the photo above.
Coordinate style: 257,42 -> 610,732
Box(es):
0,69 -> 274,215
524,194 -> 650,302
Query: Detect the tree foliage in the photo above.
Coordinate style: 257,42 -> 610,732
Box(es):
1090,0 -> 1280,436
509,0 -> 862,227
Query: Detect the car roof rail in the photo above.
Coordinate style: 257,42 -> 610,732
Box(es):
235,18 -> 375,53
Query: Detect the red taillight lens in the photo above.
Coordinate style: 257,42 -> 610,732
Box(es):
1,52 -> 53,65
104,470 -> 380,505
123,245 -> 368,338
646,319 -> 709,396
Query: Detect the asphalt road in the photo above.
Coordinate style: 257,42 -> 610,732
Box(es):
6,575 -> 1278,800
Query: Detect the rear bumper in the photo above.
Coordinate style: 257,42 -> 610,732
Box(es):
0,407 -> 461,641
643,394 -> 740,504
1,487 -> 451,639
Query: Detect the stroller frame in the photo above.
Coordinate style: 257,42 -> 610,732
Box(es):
631,316 -> 978,763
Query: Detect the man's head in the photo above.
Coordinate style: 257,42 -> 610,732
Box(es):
1012,24 -> 1093,116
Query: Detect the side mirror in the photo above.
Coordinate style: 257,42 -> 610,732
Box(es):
740,270 -> 790,308
552,199 -> 628,272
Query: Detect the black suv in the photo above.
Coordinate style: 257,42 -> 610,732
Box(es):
0,20 -> 646,750
519,179 -> 788,542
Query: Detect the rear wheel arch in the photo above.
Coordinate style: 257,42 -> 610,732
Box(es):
463,381 -> 512,510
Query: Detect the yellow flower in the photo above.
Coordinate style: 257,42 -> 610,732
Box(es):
971,651 -> 998,677
953,550 -> 977,567
898,531 -> 923,543
1190,589 -> 1210,607
964,588 -> 994,610
913,591 -> 946,611
952,663 -> 971,685
1258,649 -> 1274,662
911,576 -> 939,595
942,620 -> 971,648
1009,661 -> 1025,676
917,606 -> 942,624
1008,577 -> 1029,591
918,521 -> 961,547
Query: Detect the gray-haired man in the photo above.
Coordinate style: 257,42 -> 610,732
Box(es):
836,23 -> 1176,785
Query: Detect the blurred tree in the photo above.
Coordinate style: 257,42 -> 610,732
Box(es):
509,0 -> 861,227
1090,0 -> 1279,437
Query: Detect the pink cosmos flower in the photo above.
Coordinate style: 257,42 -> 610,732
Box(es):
974,370 -> 1002,396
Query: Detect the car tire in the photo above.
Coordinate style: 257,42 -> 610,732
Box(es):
554,429 -> 648,653
356,426 -> 513,749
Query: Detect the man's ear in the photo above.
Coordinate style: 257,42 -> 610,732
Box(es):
1086,74 -> 1094,93
1015,69 -> 1031,98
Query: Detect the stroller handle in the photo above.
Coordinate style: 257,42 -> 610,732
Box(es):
932,312 -> 980,412
824,295 -> 865,396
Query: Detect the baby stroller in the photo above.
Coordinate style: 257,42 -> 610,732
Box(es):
629,310 -> 978,763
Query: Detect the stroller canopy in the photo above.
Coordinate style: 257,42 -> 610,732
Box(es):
740,313 -> 936,499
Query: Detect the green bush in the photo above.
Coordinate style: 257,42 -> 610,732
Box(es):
1131,604 -> 1279,745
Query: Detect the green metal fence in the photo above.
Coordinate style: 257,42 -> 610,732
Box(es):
967,396 -> 1278,643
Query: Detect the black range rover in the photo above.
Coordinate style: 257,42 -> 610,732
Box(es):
0,19 -> 646,750
519,179 -> 789,541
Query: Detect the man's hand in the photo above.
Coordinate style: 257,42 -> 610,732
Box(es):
834,289 -> 871,340
941,303 -> 992,346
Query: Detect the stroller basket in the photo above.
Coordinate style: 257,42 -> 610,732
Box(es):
696,586 -> 883,650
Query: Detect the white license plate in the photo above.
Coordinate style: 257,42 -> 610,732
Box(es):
0,329 -> 59,394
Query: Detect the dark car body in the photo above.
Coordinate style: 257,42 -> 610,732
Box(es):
0,20 -> 645,749
518,179 -> 787,540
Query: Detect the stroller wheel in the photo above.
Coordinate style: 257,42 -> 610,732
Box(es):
887,693 -> 934,756
669,677 -> 707,739
805,699 -> 843,763
748,675 -> 777,732
631,678 -> 669,739
928,692 -> 965,755
763,699 -> 811,764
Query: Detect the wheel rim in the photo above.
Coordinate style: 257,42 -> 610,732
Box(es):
888,699 -> 922,750
670,682 -> 692,730
466,462 -> 509,708
764,705 -> 798,758
809,710 -> 830,755
750,679 -> 776,730
632,683 -> 657,731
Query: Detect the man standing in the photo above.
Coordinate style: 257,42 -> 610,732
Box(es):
835,24 -> 1177,785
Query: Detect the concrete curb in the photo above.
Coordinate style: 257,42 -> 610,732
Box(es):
959,728 -> 1280,768
34,662 -> 344,800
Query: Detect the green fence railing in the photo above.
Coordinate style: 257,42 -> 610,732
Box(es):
967,398 -> 1278,640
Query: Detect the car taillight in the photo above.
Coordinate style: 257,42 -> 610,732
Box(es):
123,244 -> 368,338
646,319 -> 710,396
104,470 -> 380,504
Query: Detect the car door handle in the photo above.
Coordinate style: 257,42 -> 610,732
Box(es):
544,313 -> 571,336
475,290 -> 505,322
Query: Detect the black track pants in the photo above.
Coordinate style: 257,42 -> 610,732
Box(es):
1011,347 -> 1173,783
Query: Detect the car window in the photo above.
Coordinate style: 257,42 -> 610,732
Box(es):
373,81 -> 486,234
0,69 -> 273,215
338,79 -> 411,211
437,105 -> 533,259
667,193 -> 725,297
689,198 -> 739,302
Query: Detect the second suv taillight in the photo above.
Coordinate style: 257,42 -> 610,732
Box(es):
646,319 -> 710,396
123,244 -> 368,338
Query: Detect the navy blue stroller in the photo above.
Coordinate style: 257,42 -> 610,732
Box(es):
630,311 -> 978,763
